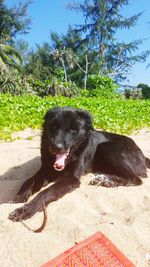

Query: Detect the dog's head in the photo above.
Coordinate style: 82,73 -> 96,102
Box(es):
44,107 -> 93,171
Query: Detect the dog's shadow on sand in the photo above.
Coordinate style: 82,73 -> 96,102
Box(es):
0,157 -> 40,203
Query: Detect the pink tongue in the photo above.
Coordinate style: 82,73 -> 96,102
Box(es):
54,150 -> 69,170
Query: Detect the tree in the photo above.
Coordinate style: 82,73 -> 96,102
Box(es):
50,30 -> 77,82
0,43 -> 22,71
0,1 -> 31,94
25,43 -> 55,80
137,83 -> 150,99
0,0 -> 31,43
14,39 -> 29,65
50,28 -> 97,88
0,1 -> 31,73
67,0 -> 146,81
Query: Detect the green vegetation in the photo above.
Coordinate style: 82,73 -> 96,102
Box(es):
0,94 -> 150,141
86,76 -> 118,98
0,0 -> 149,96
67,0 -> 146,82
0,1 -> 150,141
0,43 -> 22,71
137,84 -> 150,99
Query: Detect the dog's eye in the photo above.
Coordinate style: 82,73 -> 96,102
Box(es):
52,125 -> 59,130
49,124 -> 59,132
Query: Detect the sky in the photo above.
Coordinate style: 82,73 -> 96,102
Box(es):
5,0 -> 150,86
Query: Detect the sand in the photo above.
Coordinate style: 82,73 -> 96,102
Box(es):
0,128 -> 150,267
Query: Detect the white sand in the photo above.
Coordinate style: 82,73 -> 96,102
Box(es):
0,129 -> 150,267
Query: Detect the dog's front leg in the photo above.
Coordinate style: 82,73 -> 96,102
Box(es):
12,168 -> 51,203
9,177 -> 80,221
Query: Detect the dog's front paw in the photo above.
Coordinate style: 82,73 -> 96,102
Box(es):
8,204 -> 33,221
8,200 -> 42,221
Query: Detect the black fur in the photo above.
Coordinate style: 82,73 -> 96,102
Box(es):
9,107 -> 150,221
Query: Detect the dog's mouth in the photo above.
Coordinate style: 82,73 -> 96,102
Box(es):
53,149 -> 70,171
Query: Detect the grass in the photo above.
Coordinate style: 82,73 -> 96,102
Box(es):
0,94 -> 150,141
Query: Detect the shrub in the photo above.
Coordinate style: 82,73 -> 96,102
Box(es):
124,87 -> 142,100
47,79 -> 81,97
0,94 -> 150,140
86,75 -> 118,98
0,70 -> 33,95
27,77 -> 49,97
137,83 -> 150,99
27,76 -> 81,97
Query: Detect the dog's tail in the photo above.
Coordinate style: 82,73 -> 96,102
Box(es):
145,157 -> 150,168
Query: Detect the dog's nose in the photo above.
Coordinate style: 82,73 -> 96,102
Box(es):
55,143 -> 63,151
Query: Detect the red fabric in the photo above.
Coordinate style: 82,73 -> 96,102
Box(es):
41,232 -> 135,267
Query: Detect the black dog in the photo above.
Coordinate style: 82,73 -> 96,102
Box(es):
9,107 -> 150,222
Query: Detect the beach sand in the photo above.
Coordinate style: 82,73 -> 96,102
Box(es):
0,129 -> 150,267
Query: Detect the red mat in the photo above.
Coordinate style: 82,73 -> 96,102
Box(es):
41,232 -> 135,267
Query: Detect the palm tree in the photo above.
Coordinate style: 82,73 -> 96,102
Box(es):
0,43 -> 22,71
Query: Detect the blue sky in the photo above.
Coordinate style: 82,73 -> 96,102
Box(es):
6,0 -> 150,86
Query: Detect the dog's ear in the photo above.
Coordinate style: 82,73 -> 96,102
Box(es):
77,109 -> 93,130
44,107 -> 60,121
